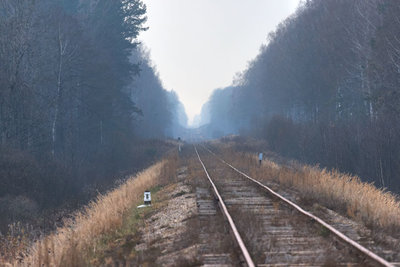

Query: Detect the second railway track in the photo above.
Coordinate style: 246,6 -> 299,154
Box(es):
194,145 -> 396,267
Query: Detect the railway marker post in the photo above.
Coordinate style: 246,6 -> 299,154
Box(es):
144,191 -> 151,205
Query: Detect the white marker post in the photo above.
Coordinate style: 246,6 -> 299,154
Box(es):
144,191 -> 151,205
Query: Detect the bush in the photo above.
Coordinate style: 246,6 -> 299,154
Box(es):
0,148 -> 42,199
265,115 -> 300,157
0,195 -> 39,233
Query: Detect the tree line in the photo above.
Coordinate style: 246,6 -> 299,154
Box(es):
130,47 -> 188,138
0,0 -> 184,230
203,0 -> 400,193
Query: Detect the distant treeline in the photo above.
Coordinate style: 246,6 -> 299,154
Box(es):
0,0 -> 185,231
201,0 -> 400,192
130,48 -> 188,138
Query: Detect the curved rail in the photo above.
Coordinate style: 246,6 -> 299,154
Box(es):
194,146 -> 255,267
201,145 -> 395,267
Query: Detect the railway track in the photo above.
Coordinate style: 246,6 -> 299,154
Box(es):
194,145 -> 397,267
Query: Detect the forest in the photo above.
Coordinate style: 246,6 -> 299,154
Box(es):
0,0 -> 185,232
202,0 -> 400,193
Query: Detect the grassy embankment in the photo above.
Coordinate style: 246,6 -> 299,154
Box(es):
1,152 -> 178,266
212,140 -> 400,235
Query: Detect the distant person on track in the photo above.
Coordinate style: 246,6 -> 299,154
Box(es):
259,152 -> 263,166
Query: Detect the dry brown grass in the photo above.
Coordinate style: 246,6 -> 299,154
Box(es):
214,144 -> 400,235
2,153 -> 178,266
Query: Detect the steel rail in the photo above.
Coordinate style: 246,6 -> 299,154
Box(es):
194,146 -> 255,267
201,145 -> 395,267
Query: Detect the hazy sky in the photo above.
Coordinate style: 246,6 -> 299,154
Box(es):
139,0 -> 301,125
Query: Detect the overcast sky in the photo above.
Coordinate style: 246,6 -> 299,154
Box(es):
139,0 -> 301,125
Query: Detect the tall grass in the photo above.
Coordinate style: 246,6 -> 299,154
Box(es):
3,156 -> 175,266
218,145 -> 400,234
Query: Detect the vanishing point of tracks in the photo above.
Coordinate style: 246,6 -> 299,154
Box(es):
194,145 -> 396,267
